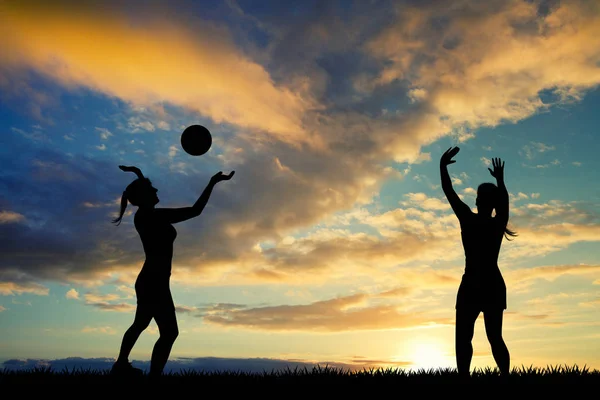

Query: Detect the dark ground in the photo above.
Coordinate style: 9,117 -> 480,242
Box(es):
1,365 -> 597,393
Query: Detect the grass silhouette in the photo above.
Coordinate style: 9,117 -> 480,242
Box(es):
2,364 -> 599,389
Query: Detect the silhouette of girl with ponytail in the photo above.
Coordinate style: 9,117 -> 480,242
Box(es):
110,165 -> 234,378
440,147 -> 515,378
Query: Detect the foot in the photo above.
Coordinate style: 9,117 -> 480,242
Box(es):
110,360 -> 144,377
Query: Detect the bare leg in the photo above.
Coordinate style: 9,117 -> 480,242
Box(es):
455,308 -> 480,378
483,309 -> 510,376
149,290 -> 179,377
117,304 -> 153,363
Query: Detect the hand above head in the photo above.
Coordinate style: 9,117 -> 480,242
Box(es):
210,171 -> 235,184
440,147 -> 460,167
488,157 -> 505,180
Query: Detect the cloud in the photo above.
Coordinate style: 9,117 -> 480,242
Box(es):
579,298 -> 600,308
377,287 -> 414,298
521,141 -> 555,159
10,126 -> 49,143
86,302 -> 136,313
364,0 -> 600,130
0,279 -> 49,296
401,193 -> 451,211
507,264 -> 600,284
200,291 -> 452,332
81,326 -> 116,334
116,285 -> 135,297
83,292 -> 135,312
65,288 -> 79,300
95,127 -> 113,140
0,1 -> 316,145
175,305 -> 199,314
511,192 -> 530,201
0,210 -> 25,224
502,221 -> 600,260
127,117 -> 155,133
163,193 -> 600,288
1,1 -> 599,297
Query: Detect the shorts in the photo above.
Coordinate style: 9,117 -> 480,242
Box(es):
135,275 -> 174,311
456,272 -> 506,311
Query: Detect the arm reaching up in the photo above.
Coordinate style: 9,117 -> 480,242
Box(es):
155,171 -> 235,224
440,147 -> 471,221
488,158 -> 509,227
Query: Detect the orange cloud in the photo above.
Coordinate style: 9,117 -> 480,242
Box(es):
507,264 -> 600,283
0,210 -> 25,224
201,292 -> 452,332
81,326 -> 116,334
0,1 -> 317,145
0,281 -> 49,296
364,0 -> 600,129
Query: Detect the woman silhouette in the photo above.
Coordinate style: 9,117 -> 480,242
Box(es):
110,165 -> 234,378
440,147 -> 515,378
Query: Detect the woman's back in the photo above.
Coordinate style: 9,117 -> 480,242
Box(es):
459,212 -> 505,277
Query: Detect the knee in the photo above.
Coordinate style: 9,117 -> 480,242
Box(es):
161,327 -> 179,342
130,321 -> 150,334
487,333 -> 504,347
456,328 -> 474,344
456,336 -> 473,348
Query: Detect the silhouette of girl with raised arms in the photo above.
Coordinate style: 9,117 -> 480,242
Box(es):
440,147 -> 515,378
110,165 -> 234,378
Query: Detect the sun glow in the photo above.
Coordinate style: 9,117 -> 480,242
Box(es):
409,341 -> 451,371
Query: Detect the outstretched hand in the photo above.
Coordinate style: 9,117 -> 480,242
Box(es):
440,147 -> 460,166
488,158 -> 505,180
211,171 -> 235,184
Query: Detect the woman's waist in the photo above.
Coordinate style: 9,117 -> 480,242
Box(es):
463,265 -> 502,279
140,261 -> 172,275
136,269 -> 171,286
465,255 -> 499,266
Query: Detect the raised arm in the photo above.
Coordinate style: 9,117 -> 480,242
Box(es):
440,147 -> 471,220
488,158 -> 509,226
154,171 -> 235,224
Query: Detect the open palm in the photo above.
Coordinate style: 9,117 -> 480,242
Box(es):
488,158 -> 505,180
441,147 -> 460,166
211,171 -> 235,183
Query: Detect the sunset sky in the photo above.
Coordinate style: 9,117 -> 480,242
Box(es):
1,0 -> 600,373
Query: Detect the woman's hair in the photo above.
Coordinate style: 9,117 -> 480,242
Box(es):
477,183 -> 518,240
112,178 -> 152,226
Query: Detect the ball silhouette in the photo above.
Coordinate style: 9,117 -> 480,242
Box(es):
181,125 -> 212,156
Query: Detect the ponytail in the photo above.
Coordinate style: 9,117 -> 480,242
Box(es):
113,165 -> 145,226
112,191 -> 128,226
504,227 -> 517,241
